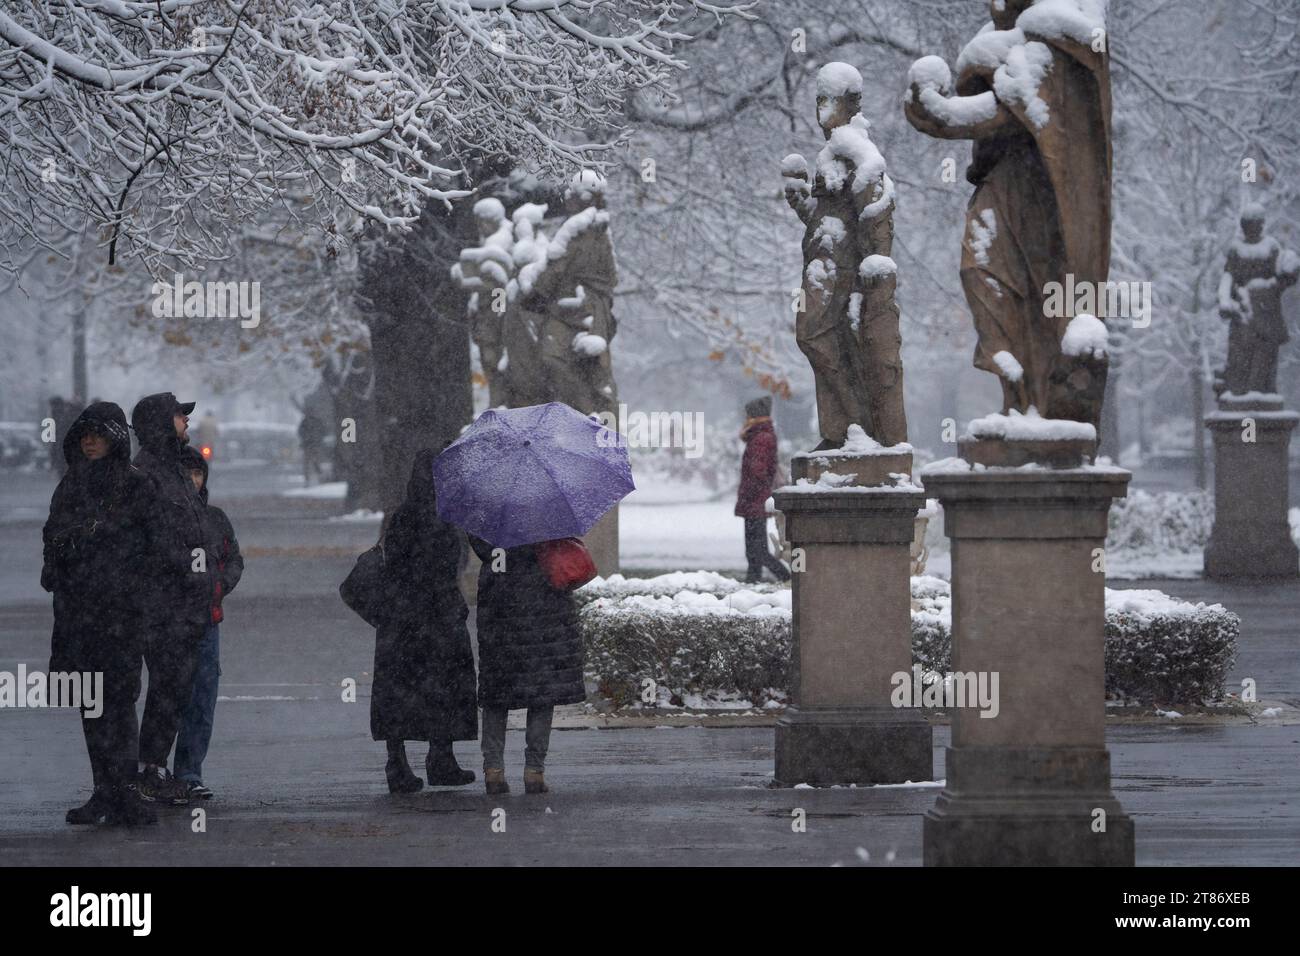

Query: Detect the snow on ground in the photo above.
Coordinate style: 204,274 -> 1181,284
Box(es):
283,481 -> 347,499
621,498 -> 754,571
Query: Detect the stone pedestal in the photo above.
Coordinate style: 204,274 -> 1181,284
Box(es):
772,462 -> 931,786
920,463 -> 1134,866
1204,395 -> 1299,580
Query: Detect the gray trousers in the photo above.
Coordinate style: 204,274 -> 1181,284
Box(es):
480,705 -> 554,772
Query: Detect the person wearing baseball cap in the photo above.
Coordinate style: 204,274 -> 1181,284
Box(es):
129,392 -> 212,806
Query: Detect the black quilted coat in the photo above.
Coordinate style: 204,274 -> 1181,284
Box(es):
469,535 -> 585,709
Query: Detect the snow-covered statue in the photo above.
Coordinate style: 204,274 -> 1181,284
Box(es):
784,62 -> 908,451
522,170 -> 619,416
451,198 -> 514,406
904,0 -> 1112,432
1215,203 -> 1300,398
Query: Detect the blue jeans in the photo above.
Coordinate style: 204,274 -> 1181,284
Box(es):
174,623 -> 220,783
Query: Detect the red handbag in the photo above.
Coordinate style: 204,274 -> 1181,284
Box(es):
535,537 -> 598,591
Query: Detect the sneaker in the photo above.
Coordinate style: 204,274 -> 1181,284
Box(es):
65,789 -> 113,825
105,785 -> 158,826
137,765 -> 190,806
185,781 -> 214,800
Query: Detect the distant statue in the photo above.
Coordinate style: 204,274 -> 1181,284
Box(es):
784,62 -> 908,450
1215,203 -> 1300,398
904,0 -> 1112,431
451,198 -> 515,407
522,171 -> 619,417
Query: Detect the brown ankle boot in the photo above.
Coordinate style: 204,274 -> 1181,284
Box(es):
523,769 -> 548,794
485,768 -> 509,795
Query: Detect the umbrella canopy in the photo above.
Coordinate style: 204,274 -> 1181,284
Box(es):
432,402 -> 634,548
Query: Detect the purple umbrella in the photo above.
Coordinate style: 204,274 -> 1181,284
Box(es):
432,402 -> 635,548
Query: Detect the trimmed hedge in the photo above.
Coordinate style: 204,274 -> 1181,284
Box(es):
579,576 -> 1238,707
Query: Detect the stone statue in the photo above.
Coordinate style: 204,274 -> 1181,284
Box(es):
784,62 -> 907,451
1215,203 -> 1300,398
451,198 -> 515,407
522,170 -> 619,417
904,0 -> 1112,431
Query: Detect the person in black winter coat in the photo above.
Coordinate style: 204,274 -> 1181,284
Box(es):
41,402 -> 159,826
372,450 -> 478,792
130,391 -> 212,804
172,446 -> 243,799
468,534 -> 586,795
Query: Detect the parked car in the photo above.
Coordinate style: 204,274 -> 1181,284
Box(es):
0,421 -> 45,470
218,421 -> 300,465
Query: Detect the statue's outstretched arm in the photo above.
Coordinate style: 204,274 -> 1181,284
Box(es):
781,154 -> 815,225
905,83 -> 1016,141
1278,248 -> 1300,292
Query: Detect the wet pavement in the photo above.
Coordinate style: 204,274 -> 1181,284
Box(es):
1,465 -> 1297,865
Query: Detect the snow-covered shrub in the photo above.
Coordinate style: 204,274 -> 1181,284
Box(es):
580,589 -> 791,706
577,571 -> 783,605
1105,489 -> 1214,557
910,575 -> 953,674
579,573 -> 1238,707
1104,589 -> 1238,704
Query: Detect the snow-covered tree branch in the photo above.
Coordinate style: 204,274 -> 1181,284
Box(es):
0,0 -> 754,275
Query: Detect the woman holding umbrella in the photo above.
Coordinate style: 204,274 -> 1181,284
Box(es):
434,403 -> 634,795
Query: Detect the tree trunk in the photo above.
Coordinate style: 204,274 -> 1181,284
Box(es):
1191,366 -> 1206,490
359,205 -> 476,514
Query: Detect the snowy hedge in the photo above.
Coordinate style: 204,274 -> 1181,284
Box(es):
1103,589 -> 1239,703
579,573 -> 1238,707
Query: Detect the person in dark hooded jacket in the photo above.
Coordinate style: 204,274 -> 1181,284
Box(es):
41,402 -> 159,825
172,445 -> 243,799
371,449 -> 478,793
130,391 -> 212,804
468,534 -> 585,796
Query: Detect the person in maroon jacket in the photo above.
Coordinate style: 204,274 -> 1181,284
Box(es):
735,396 -> 791,584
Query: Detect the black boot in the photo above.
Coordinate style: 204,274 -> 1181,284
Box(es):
66,789 -> 113,825
385,741 -> 424,794
426,740 -> 476,786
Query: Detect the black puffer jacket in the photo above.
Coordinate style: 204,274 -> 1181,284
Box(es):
370,450 -> 478,741
130,392 -> 211,633
42,402 -> 165,671
470,535 -> 585,709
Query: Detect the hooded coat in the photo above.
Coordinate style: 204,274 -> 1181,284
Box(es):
130,393 -> 212,634
178,446 -> 243,625
469,535 -> 585,709
370,450 -> 478,742
42,402 -> 162,671
735,418 -> 778,519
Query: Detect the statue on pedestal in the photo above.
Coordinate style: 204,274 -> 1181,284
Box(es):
784,62 -> 908,450
521,171 -> 619,417
1215,203 -> 1300,399
904,0 -> 1112,432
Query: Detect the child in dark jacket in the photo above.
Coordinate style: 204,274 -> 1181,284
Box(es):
173,446 -> 243,799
